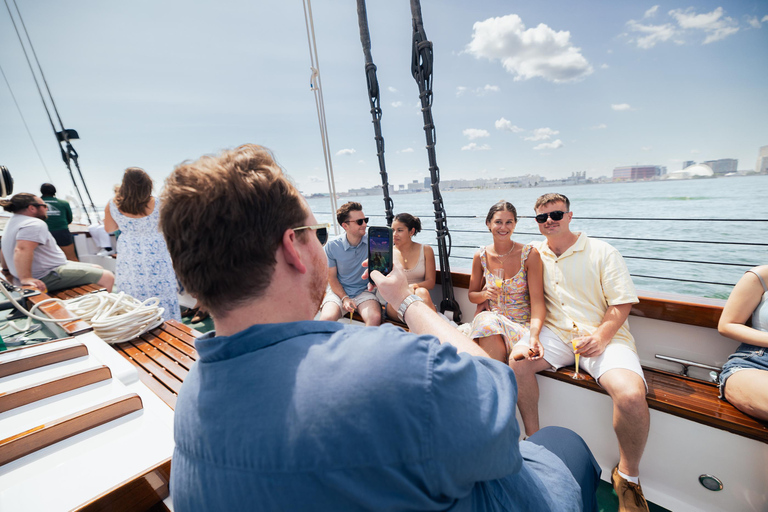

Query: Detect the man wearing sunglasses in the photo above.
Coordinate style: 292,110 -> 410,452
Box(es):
0,193 -> 114,293
163,145 -> 601,512
509,193 -> 650,512
317,201 -> 381,326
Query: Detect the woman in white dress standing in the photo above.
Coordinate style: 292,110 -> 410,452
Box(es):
104,167 -> 181,321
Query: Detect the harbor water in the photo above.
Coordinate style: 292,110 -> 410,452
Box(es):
306,175 -> 768,300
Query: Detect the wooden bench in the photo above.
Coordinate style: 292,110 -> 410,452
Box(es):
437,270 -> 768,443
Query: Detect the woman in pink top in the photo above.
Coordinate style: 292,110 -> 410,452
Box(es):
467,201 -> 545,364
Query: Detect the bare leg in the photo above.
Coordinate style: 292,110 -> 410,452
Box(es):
60,244 -> 79,262
97,270 -> 115,292
413,287 -> 437,312
475,334 -> 507,363
318,302 -> 342,322
508,357 -> 552,436
357,299 -> 382,326
599,368 -> 649,477
724,369 -> 768,422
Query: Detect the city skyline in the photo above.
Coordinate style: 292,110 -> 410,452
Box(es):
1,1 -> 767,204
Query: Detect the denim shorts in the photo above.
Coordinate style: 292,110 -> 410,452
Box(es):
719,343 -> 768,398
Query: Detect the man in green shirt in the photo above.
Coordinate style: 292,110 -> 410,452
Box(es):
40,183 -> 78,261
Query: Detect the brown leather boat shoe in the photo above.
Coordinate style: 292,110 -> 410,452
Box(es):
612,465 -> 650,512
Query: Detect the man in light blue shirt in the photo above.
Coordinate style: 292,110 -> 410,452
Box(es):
318,201 -> 381,326
162,144 -> 601,512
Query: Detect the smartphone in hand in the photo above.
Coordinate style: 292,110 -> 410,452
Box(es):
368,226 -> 393,284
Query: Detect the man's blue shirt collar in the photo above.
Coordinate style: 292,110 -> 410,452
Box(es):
196,321 -> 345,363
341,233 -> 367,251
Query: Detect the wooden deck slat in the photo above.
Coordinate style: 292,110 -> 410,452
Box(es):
149,330 -> 197,359
140,333 -> 196,370
113,343 -> 183,395
165,319 -> 202,338
26,292 -> 92,335
129,339 -> 189,382
113,348 -> 177,409
157,322 -> 198,345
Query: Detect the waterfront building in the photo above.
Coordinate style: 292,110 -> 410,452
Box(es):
702,158 -> 738,175
665,163 -> 714,180
757,145 -> 768,174
612,165 -> 665,181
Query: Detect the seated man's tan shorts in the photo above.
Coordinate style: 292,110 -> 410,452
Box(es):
40,262 -> 105,292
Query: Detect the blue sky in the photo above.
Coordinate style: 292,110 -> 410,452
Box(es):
1,0 -> 767,204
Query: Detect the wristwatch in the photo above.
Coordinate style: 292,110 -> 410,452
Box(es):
397,294 -> 424,322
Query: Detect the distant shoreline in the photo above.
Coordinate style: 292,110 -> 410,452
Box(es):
304,172 -> 766,199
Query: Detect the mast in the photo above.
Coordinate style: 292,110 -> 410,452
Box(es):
356,0 -> 395,227
409,0 -> 461,322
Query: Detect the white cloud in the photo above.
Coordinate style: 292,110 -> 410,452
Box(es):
626,20 -> 677,48
358,160 -> 365,164
495,117 -> 524,132
611,103 -> 633,111
600,63 -> 610,69
591,123 -> 607,129
525,127 -> 559,141
627,6 -> 741,48
669,7 -> 739,44
391,101 -> 403,108
336,148 -> 356,156
747,16 -> 761,29
463,128 -> 491,140
465,14 -> 593,82
456,85 -> 500,97
644,5 -> 659,18
641,146 -> 652,152
388,86 -> 398,93
691,149 -> 700,154
461,143 -> 491,151
533,139 -> 563,150
400,147 -> 414,153
309,175 -> 324,183
763,15 -> 768,22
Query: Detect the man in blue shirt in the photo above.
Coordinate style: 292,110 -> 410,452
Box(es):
161,144 -> 601,512
317,201 -> 382,326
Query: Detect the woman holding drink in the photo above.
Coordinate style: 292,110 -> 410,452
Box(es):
467,201 -> 545,363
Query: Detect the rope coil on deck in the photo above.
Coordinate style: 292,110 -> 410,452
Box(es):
63,291 -> 165,344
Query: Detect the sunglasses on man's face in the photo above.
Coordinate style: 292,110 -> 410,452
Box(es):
294,223 -> 331,245
535,210 -> 567,224
346,217 -> 369,226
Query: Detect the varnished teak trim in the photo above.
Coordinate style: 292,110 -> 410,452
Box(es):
0,343 -> 88,379
0,365 -> 112,412
0,393 -> 143,466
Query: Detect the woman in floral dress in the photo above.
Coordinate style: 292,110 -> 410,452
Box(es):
104,167 -> 181,321
467,201 -> 545,363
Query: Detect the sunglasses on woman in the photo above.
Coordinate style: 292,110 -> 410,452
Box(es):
534,210 -> 567,224
294,223 -> 331,245
345,217 -> 369,226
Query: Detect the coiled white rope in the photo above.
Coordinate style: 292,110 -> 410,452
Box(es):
63,291 -> 165,344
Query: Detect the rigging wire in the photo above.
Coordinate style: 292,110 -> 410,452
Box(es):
4,0 -> 98,223
410,0 -> 461,322
302,0 -> 340,235
356,0 -> 395,227
0,62 -> 52,181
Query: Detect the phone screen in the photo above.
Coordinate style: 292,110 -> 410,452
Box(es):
368,226 -> 393,284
